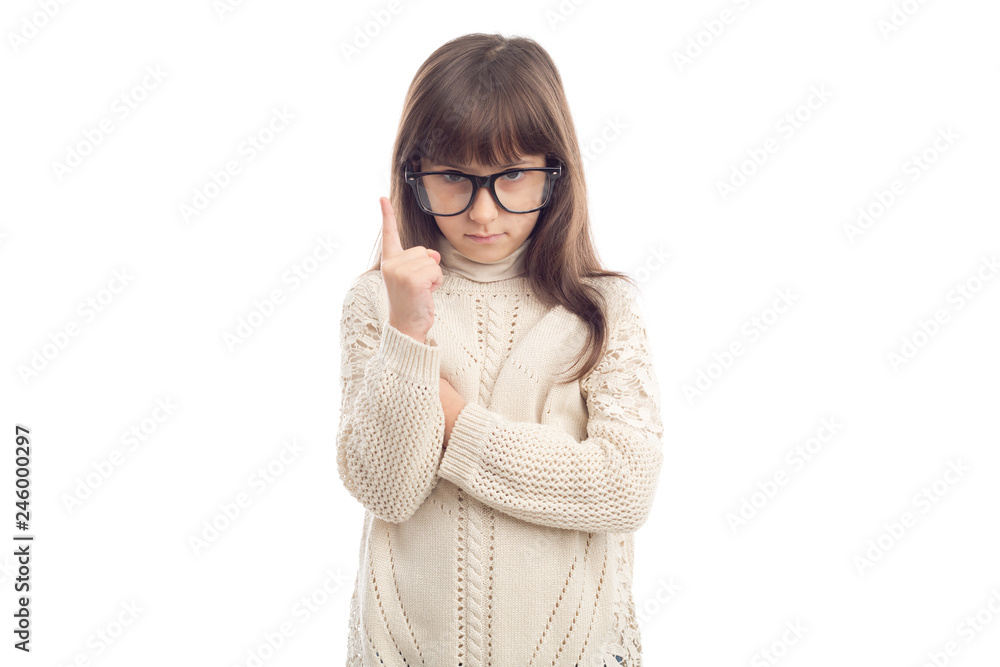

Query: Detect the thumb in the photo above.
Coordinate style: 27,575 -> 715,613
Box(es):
380,196 -> 404,262
427,249 -> 441,263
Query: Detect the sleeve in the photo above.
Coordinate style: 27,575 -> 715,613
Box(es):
436,282 -> 664,534
335,273 -> 446,524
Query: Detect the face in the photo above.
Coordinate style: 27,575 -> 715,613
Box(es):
419,154 -> 547,263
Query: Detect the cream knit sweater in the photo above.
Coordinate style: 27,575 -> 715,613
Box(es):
337,231 -> 664,667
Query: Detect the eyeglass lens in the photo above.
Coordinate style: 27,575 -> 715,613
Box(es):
413,170 -> 550,215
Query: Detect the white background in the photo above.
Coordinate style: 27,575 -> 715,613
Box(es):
2,0 -> 999,665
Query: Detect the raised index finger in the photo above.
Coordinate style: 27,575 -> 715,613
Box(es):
380,197 -> 404,263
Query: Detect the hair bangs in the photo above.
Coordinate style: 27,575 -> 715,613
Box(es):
416,79 -> 550,171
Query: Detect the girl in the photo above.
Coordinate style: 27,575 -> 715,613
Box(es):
337,32 -> 664,667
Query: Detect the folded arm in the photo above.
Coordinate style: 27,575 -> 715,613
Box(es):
437,283 -> 664,533
336,274 -> 445,524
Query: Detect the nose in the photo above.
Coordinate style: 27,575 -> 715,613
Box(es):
468,184 -> 499,224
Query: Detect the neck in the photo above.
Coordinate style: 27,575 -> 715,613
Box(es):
437,233 -> 531,282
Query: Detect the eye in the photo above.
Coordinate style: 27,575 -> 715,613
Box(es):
500,170 -> 526,182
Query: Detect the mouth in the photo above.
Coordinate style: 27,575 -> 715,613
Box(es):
466,233 -> 505,243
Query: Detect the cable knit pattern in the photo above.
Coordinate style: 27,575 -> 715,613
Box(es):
337,233 -> 664,667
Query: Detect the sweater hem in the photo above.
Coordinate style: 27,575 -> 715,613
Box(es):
379,320 -> 440,384
438,401 -> 493,485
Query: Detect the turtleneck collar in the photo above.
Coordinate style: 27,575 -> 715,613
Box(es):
437,233 -> 531,282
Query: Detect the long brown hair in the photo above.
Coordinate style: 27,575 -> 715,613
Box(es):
363,32 -> 635,386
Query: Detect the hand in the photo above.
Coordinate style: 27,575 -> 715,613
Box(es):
439,377 -> 467,449
380,196 -> 443,343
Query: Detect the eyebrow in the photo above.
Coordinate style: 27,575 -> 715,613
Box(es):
434,159 -> 533,171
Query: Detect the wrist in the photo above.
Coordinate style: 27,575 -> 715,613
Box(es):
388,318 -> 426,344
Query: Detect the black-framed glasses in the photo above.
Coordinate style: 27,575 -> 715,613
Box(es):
404,161 -> 562,216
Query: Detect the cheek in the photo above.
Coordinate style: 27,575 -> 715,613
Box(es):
512,215 -> 539,237
435,218 -> 458,237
